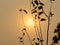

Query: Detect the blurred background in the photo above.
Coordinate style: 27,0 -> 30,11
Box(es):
0,0 -> 60,45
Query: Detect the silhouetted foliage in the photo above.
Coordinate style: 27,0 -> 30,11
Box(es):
37,38 -> 39,41
18,37 -> 23,40
32,10 -> 37,14
54,29 -> 58,33
53,35 -> 58,44
32,2 -> 35,7
19,9 -> 22,11
34,0 -> 39,5
57,23 -> 60,28
38,11 -> 43,15
50,0 -> 55,1
52,23 -> 60,45
18,37 -> 23,43
20,40 -> 23,42
38,16 -> 40,19
39,2 -> 44,6
23,32 -> 25,36
38,6 -> 43,10
35,42 -> 39,45
41,18 -> 46,21
34,6 -> 37,9
32,38 -> 35,41
50,12 -> 54,17
40,40 -> 44,42
57,23 -> 60,40
23,9 -> 28,14
19,0 -> 55,45
23,28 -> 26,31
35,15 -> 37,19
19,9 -> 28,14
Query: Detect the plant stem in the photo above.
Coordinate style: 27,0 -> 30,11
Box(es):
22,31 -> 25,45
20,10 -> 25,45
21,9 -> 32,45
46,1 -> 52,45
39,20 -> 43,45
25,30 -> 32,45
46,17 -> 50,45
34,20 -> 39,39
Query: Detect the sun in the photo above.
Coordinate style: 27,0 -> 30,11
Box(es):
27,19 -> 34,27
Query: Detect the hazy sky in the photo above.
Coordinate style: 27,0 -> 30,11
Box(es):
0,0 -> 60,45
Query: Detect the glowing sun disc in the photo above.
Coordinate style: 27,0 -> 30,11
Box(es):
27,19 -> 34,26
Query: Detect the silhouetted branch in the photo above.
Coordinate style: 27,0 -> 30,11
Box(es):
19,0 -> 55,45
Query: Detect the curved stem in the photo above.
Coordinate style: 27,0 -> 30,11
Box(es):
46,17 -> 50,45
39,20 -> 43,40
39,19 -> 43,45
36,22 -> 41,40
37,1 -> 43,44
21,10 -> 32,45
34,20 -> 39,39
46,1 -> 53,45
25,30 -> 32,45
29,0 -> 40,43
42,8 -> 48,17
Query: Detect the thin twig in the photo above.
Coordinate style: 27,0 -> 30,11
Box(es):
20,9 -> 32,45
46,1 -> 53,45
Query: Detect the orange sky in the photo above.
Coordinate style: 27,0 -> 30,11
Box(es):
0,0 -> 60,45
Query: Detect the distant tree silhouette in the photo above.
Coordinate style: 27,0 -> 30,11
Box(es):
51,23 -> 60,45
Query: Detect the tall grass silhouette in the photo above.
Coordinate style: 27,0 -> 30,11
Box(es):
18,0 -> 55,45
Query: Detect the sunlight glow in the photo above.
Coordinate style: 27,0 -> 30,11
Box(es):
27,19 -> 34,27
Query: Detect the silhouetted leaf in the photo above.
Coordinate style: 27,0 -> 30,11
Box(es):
20,41 -> 23,42
53,35 -> 58,44
58,32 -> 60,40
50,12 -> 54,17
32,10 -> 37,14
54,29 -> 58,33
38,6 -> 43,10
57,23 -> 60,28
50,0 -> 55,1
23,9 -> 28,14
34,6 -> 37,9
35,15 -> 37,19
41,18 -> 46,21
19,9 -> 22,11
38,16 -> 40,19
34,0 -> 39,5
23,32 -> 25,36
32,38 -> 35,41
37,38 -> 39,41
23,28 -> 26,30
20,37 -> 23,40
52,23 -> 60,44
35,42 -> 39,45
58,28 -> 60,40
39,2 -> 44,6
18,37 -> 23,40
32,1 -> 35,7
40,40 -> 44,42
38,11 -> 43,15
